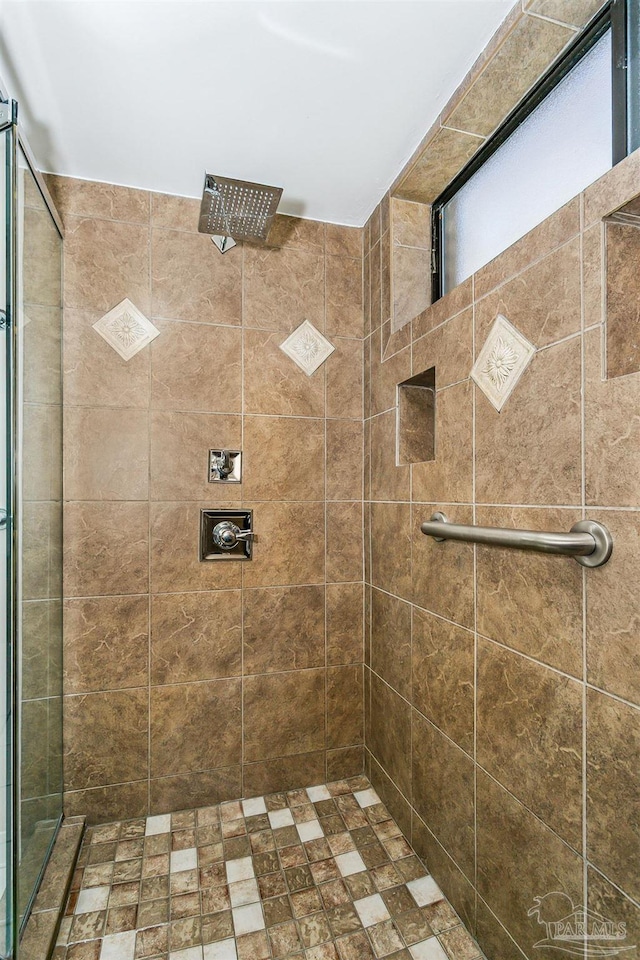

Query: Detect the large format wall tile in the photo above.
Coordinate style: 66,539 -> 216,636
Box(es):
477,640 -> 583,849
411,504 -> 474,628
150,192 -> 200,231
149,767 -> 242,816
413,277 -> 472,341
64,502 -> 149,598
64,688 -> 148,790
526,0 -> 604,28
327,665 -> 363,748
584,327 -> 640,507
63,781 -> 148,824
475,337 -> 582,505
371,502 -> 412,600
151,228 -> 242,324
326,224 -> 362,259
243,329 -> 325,418
47,175 -> 150,223
476,506 -> 584,677
64,308 -> 150,408
370,588 -> 411,699
474,197 -> 580,300
411,813 -> 476,932
268,214 -> 325,252
326,254 -> 363,339
327,582 -> 363,666
326,338 -> 363,420
242,585 -> 325,675
150,501 -> 240,593
396,127 -> 485,204
586,511 -> 640,705
412,308 -> 473,389
369,673 -> 411,798
326,419 -> 363,501
150,411 -> 242,501
64,217 -> 151,315
243,752 -> 326,798
150,590 -> 242,684
243,669 -> 325,762
369,753 -> 412,839
446,15 -> 574,138
242,416 -> 325,501
150,679 -> 242,778
150,320 -> 242,413
243,244 -> 325,331
370,410 -> 410,503
587,689 -> 640,902
64,406 -> 149,501
411,381 -> 473,505
474,898 -> 528,960
474,237 -> 581,349
362,18 -> 640,960
587,867 -> 640,954
326,501 -> 363,583
370,337 -> 411,417
412,711 -> 475,879
412,608 -> 474,754
476,770 -> 583,957
243,501 -> 325,587
64,596 -> 149,693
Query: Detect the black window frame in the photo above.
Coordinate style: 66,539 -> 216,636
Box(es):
430,0 -> 638,303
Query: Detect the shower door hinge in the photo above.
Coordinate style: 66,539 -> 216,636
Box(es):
0,310 -> 8,330
0,100 -> 17,129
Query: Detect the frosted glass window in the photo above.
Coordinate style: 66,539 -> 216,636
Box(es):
442,31 -> 612,293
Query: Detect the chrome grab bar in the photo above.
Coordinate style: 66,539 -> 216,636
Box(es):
421,512 -> 613,568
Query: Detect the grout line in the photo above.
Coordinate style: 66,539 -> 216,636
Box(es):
240,238 -> 246,800
471,272 -> 479,915
323,225 -> 329,785
147,204 -> 152,816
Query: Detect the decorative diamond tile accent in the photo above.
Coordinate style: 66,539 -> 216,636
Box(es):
279,319 -> 335,376
93,298 -> 160,361
471,314 -> 535,411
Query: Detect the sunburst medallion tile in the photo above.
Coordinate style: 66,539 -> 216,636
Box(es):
471,314 -> 535,411
93,298 -> 160,361
279,319 -> 335,376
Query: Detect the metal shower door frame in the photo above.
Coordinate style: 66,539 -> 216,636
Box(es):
0,95 -> 65,959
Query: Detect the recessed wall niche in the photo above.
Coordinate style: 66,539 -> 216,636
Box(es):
605,195 -> 640,379
396,367 -> 435,465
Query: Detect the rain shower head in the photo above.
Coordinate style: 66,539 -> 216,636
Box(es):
198,173 -> 283,252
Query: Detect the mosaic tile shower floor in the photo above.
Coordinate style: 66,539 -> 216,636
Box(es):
54,776 -> 485,960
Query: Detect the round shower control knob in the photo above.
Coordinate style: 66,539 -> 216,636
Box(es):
212,520 -> 255,550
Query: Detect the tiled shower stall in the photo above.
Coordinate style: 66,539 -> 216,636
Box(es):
16,0 -> 640,958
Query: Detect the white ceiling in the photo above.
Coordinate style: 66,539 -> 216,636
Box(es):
0,1 -> 512,225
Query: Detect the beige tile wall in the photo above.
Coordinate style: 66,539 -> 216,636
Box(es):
364,149 -> 640,959
392,0 -> 602,208
47,176 -> 365,825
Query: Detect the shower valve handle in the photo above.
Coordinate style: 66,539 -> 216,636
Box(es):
212,520 -> 255,551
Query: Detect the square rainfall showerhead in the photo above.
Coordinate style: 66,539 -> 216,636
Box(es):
198,173 -> 283,248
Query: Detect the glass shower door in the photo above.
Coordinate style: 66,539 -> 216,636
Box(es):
0,109 -> 15,960
16,139 -> 64,933
0,100 -> 64,954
